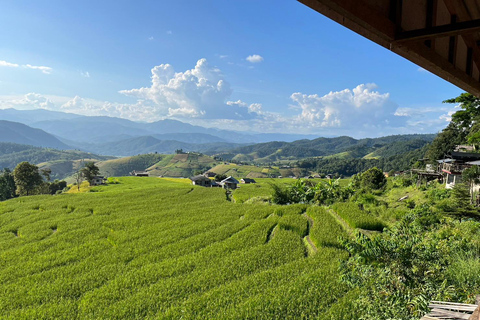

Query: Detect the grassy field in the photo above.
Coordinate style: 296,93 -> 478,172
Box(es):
0,177 -> 356,319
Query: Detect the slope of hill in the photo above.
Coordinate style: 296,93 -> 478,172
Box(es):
0,120 -> 71,149
0,142 -> 112,176
217,134 -> 435,163
146,153 -> 218,177
96,154 -> 165,177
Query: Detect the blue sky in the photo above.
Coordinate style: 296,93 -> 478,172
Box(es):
0,0 -> 463,137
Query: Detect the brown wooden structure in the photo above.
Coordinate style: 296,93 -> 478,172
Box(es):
299,0 -> 480,97
421,300 -> 480,319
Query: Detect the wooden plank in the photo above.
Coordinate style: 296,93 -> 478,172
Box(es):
430,308 -> 471,319
429,303 -> 478,312
431,301 -> 478,307
395,18 -> 480,43
469,305 -> 480,320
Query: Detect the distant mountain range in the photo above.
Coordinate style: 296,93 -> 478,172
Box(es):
0,120 -> 70,149
0,108 -> 320,156
217,134 -> 436,163
0,109 -> 436,162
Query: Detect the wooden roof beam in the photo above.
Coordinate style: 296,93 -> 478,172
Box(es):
394,18 -> 480,43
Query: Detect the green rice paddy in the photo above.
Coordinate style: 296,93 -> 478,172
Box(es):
0,177 -> 354,319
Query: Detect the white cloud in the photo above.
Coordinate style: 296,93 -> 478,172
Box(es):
24,64 -> 52,74
0,60 -> 52,74
166,30 -> 172,35
119,58 -> 259,120
288,84 -> 403,130
0,60 -> 19,68
0,93 -> 55,110
246,54 -> 264,63
148,36 -> 154,41
81,71 -> 90,78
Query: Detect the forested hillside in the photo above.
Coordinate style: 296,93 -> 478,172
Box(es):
218,134 -> 435,163
0,143 -> 111,171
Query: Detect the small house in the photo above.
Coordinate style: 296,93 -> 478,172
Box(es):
220,176 -> 239,189
131,170 -> 149,177
240,178 -> 256,184
91,176 -> 106,186
190,175 -> 212,187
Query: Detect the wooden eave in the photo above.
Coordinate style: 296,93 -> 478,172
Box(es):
298,0 -> 480,97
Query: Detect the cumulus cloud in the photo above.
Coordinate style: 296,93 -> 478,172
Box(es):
120,58 -> 260,120
0,60 -> 52,74
246,54 -> 264,63
0,93 -> 56,109
0,60 -> 19,67
288,84 -> 404,131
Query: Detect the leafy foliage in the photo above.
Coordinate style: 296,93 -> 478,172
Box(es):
13,161 -> 43,196
340,204 -> 480,319
358,167 -> 387,190
81,162 -> 100,186
271,179 -> 354,205
0,168 -> 15,201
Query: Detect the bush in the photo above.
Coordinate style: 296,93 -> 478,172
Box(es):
359,167 -> 386,190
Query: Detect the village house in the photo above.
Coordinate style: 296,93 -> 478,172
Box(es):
436,151 -> 480,189
220,176 -> 239,189
240,178 -> 256,184
190,175 -> 212,187
131,170 -> 149,177
91,176 -> 106,186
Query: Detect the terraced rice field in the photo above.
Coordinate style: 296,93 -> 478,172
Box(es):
0,177 -> 355,319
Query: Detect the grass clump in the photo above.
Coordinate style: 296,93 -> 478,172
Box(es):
333,202 -> 386,231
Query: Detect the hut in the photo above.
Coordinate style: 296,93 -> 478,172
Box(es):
240,178 -> 256,184
190,175 -> 212,187
220,176 -> 239,189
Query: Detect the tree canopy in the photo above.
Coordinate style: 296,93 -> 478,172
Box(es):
81,162 -> 100,186
13,162 -> 43,196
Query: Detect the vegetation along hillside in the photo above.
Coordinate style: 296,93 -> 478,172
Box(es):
145,153 -> 219,177
0,143 -> 112,173
1,169 -> 480,319
216,134 -> 435,163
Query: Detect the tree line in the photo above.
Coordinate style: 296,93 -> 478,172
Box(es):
0,161 -> 101,201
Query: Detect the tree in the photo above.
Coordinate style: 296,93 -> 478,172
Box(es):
359,167 -> 387,190
40,168 -> 52,182
73,171 -> 84,191
214,174 -> 227,182
81,162 -> 100,186
13,162 -> 43,196
0,168 -> 16,201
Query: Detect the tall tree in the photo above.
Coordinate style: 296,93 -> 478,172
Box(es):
81,162 -> 100,186
0,168 -> 16,201
72,170 -> 84,191
13,162 -> 43,196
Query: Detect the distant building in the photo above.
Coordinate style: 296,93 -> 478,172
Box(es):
220,176 -> 239,189
240,178 -> 256,184
131,170 -> 149,177
190,175 -> 212,187
91,176 -> 106,186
